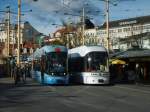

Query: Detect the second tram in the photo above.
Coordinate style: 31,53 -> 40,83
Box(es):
68,45 -> 110,84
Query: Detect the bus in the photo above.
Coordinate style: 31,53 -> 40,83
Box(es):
30,45 -> 69,85
68,45 -> 110,84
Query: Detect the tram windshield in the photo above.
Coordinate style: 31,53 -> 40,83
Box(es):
45,52 -> 67,75
85,52 -> 108,72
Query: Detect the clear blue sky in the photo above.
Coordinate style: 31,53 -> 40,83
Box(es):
0,0 -> 150,35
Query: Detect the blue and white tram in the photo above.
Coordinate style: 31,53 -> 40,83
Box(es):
30,45 -> 69,85
68,45 -> 110,84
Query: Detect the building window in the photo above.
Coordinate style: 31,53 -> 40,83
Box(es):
133,26 -> 142,31
118,29 -> 122,33
110,30 -> 113,33
143,25 -> 150,30
123,27 -> 130,32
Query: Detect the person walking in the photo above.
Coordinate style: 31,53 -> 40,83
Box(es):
135,64 -> 142,84
10,56 -> 15,78
41,56 -> 45,84
14,65 -> 20,85
20,63 -> 26,84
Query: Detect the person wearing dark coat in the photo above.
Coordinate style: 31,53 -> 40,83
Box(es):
14,65 -> 21,85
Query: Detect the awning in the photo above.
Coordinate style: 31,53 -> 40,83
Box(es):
111,59 -> 126,64
111,49 -> 150,59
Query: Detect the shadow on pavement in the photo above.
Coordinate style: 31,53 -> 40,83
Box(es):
0,82 -> 16,91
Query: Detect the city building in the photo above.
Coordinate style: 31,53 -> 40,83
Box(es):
97,15 -> 150,51
0,21 -> 42,56
84,28 -> 100,45
103,16 -> 150,83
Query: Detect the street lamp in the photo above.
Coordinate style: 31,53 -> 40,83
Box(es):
106,0 -> 110,53
82,7 -> 85,45
105,0 -> 117,52
17,0 -> 36,66
65,8 -> 85,46
64,9 -> 89,46
63,3 -> 102,46
17,0 -> 21,66
6,6 -> 10,57
90,0 -> 115,51
98,0 -> 111,52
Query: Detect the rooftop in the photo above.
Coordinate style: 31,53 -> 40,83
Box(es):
100,15 -> 150,29
111,48 -> 150,59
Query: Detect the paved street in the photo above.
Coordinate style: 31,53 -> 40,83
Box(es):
0,77 -> 150,112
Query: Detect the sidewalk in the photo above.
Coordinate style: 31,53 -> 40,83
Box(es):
0,77 -> 14,84
0,77 -> 40,89
0,77 -> 16,92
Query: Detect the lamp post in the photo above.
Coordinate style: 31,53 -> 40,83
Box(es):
64,8 -> 86,46
17,0 -> 21,66
63,4 -> 99,46
7,6 -> 11,77
6,6 -> 10,57
102,0 -> 133,51
82,7 -> 85,45
17,0 -> 35,67
104,0 -> 110,72
63,8 -> 86,46
98,0 -> 116,51
106,0 -> 110,53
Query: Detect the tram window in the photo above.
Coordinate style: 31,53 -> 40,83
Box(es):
85,52 -> 108,71
45,56 -> 51,74
46,52 -> 67,74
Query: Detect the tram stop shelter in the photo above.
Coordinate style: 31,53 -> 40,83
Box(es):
111,48 -> 150,83
111,59 -> 126,65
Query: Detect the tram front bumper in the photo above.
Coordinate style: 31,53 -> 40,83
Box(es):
85,76 -> 109,84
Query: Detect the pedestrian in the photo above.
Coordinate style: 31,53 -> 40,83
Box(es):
109,64 -> 115,84
20,63 -> 26,84
27,63 -> 31,78
10,56 -> 15,78
41,56 -> 45,84
135,64 -> 142,84
127,68 -> 136,83
14,65 -> 20,85
122,65 -> 128,83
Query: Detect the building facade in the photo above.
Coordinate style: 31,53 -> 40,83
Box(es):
97,15 -> 150,51
84,28 -> 101,46
0,21 -> 42,56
